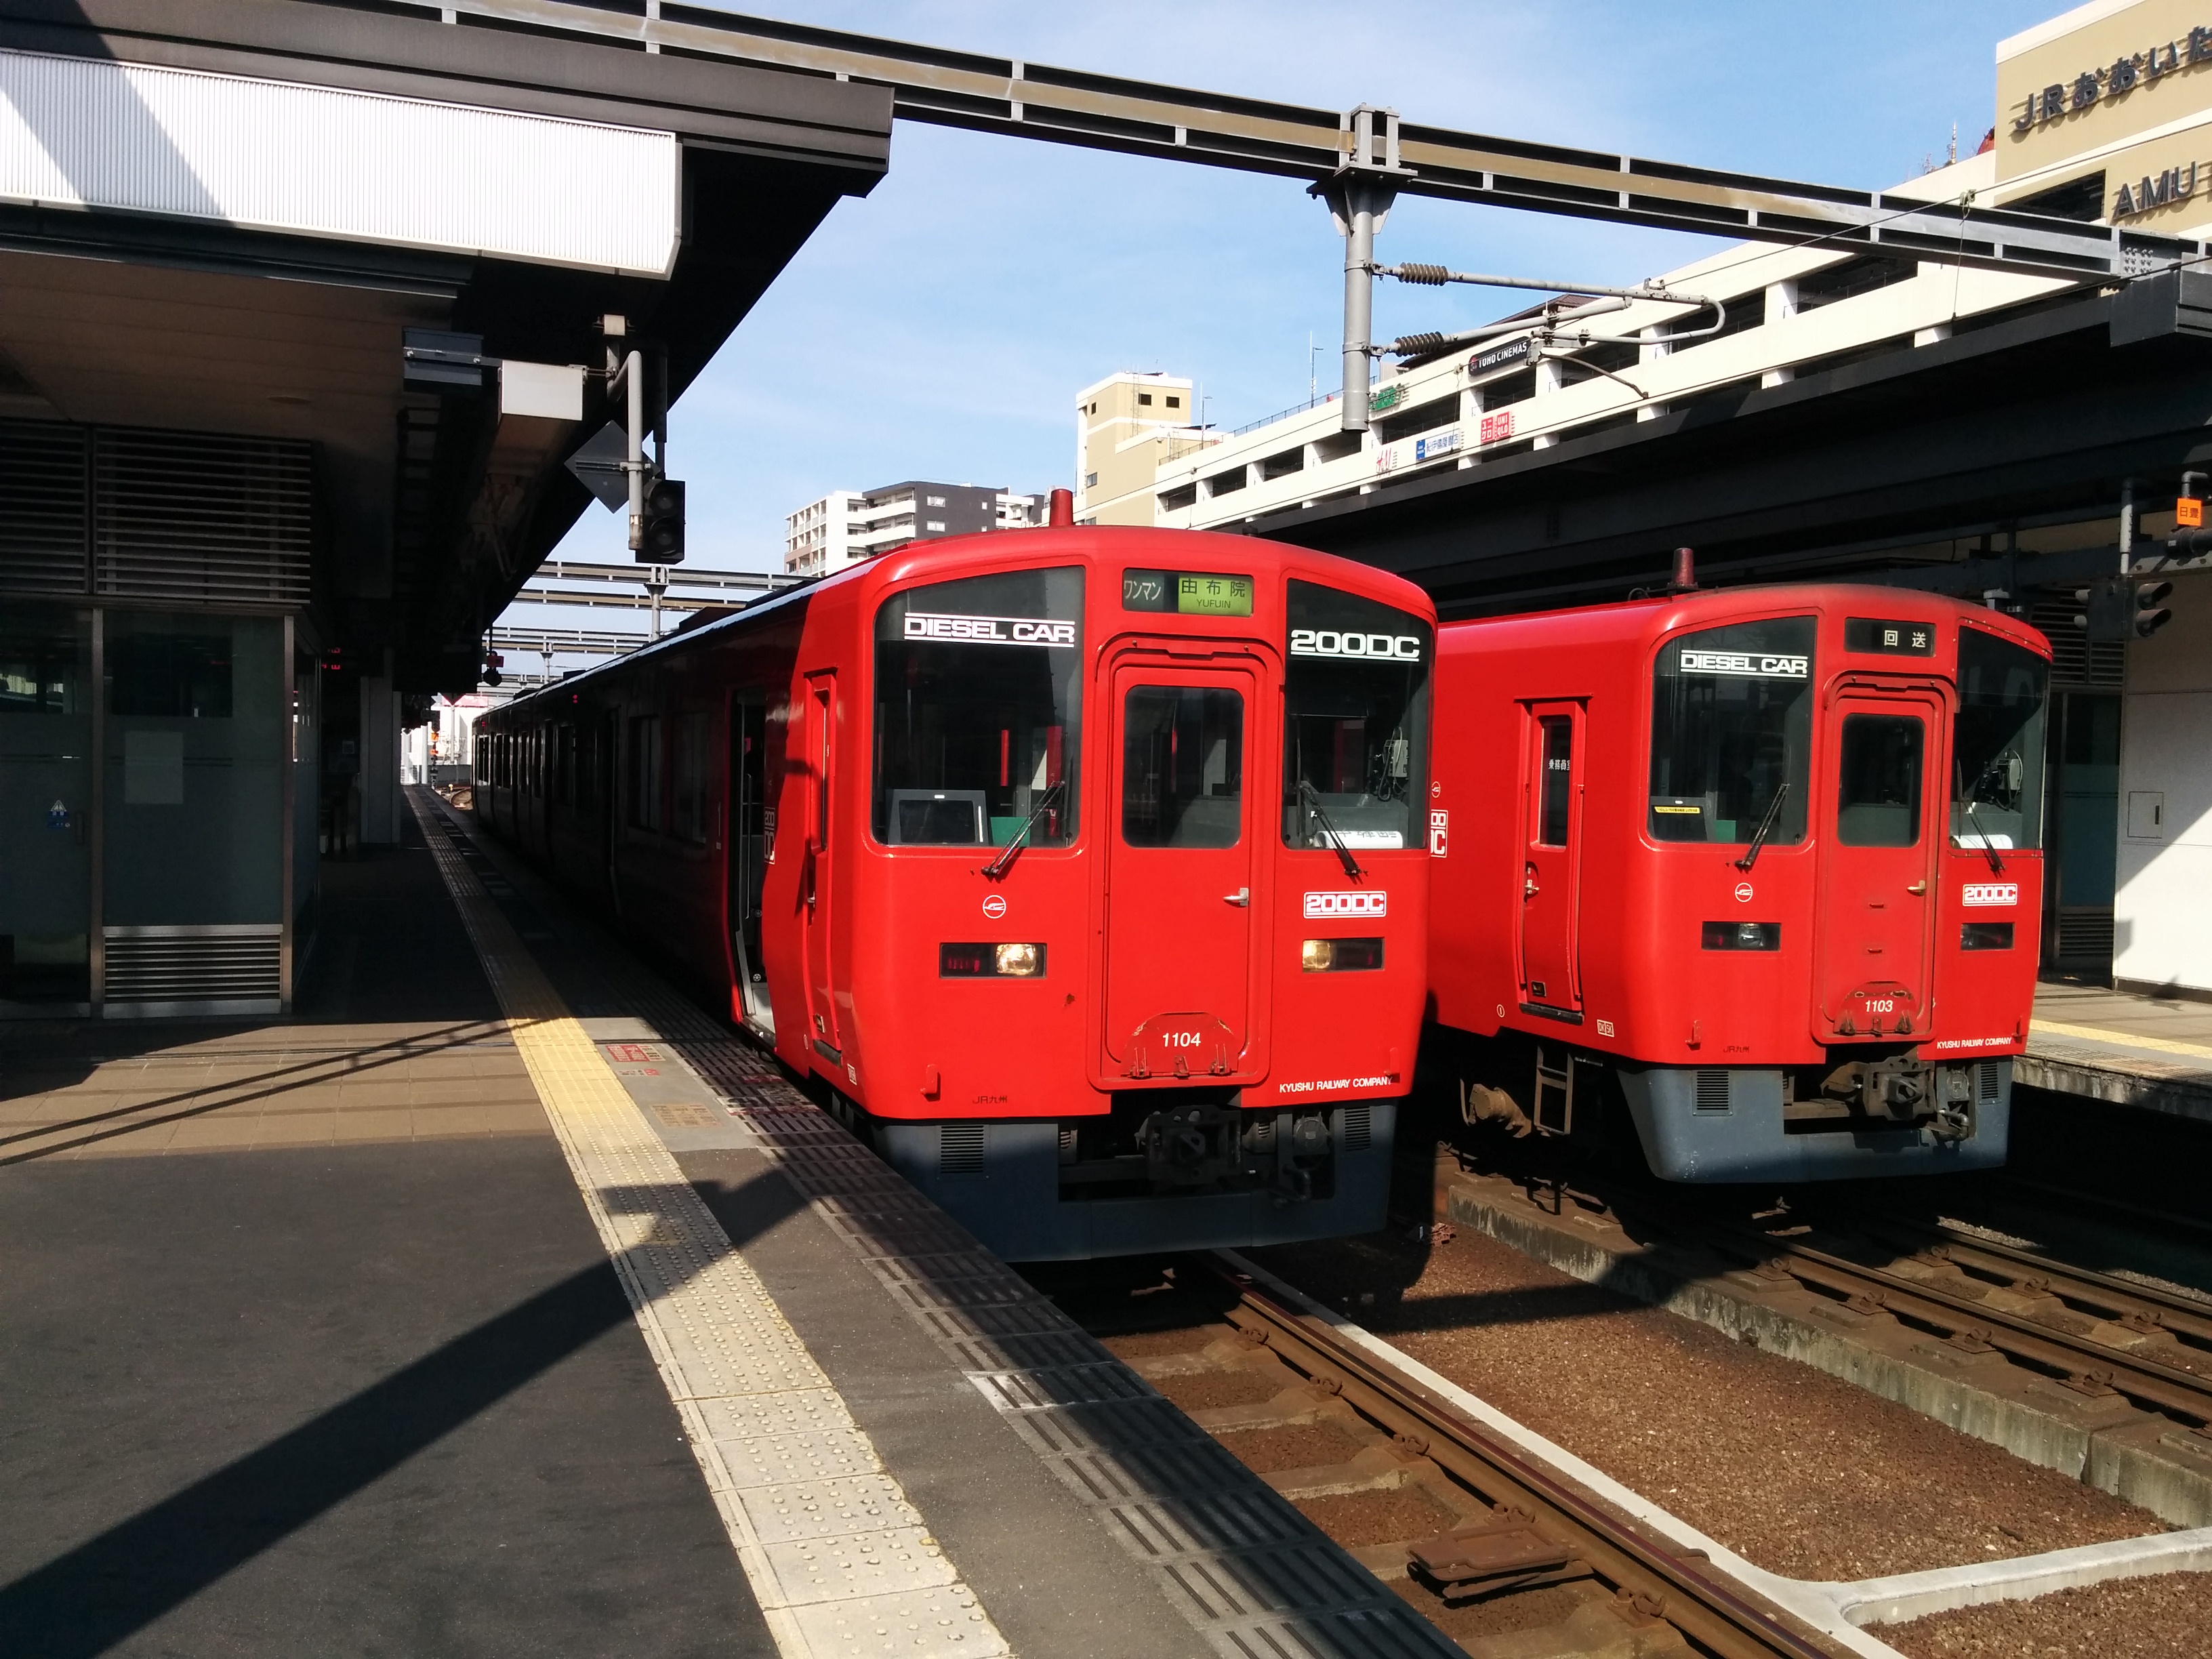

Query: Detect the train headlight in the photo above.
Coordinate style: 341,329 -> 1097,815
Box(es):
1302,937 -> 1383,972
940,942 -> 1047,977
1700,921 -> 1780,951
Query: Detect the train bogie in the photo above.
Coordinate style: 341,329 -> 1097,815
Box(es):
1429,586 -> 2049,1183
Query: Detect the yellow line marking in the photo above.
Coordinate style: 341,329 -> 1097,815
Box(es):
2032,1019 -> 2212,1065
405,790 -> 1006,1658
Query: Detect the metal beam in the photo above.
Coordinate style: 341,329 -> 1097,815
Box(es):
489,626 -> 646,656
510,587 -> 714,611
444,0 -> 2203,283
533,559 -> 788,592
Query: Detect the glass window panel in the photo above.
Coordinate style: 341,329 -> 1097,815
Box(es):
1837,714 -> 1925,846
873,567 -> 1082,846
1951,628 -> 2049,852
1649,617 -> 1814,844
1282,580 -> 1431,851
103,611 -> 285,927
0,605 -> 91,1003
1537,716 -> 1572,845
1122,686 -> 1244,848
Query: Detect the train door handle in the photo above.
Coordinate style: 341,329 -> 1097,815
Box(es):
1223,887 -> 1250,907
1523,875 -> 1539,897
1905,881 -> 1927,895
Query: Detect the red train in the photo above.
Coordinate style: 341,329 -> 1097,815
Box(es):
474,527 -> 1435,1258
1427,582 -> 2049,1182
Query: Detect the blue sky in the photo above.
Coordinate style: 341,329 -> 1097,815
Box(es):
528,0 -> 2062,605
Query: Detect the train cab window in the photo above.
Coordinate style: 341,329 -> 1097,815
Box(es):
1123,686 -> 1244,847
873,567 -> 1082,846
1648,617 -> 1813,845
1282,580 -> 1431,851
1951,628 -> 2048,852
1837,714 -> 1924,846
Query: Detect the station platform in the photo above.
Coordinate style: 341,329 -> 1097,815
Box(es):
0,787 -> 1450,1658
2026,981 -> 2212,1126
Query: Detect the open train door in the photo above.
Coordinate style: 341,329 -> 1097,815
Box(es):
800,672 -> 840,1071
1816,681 -> 1945,1040
726,692 -> 771,1033
1101,647 -> 1262,1080
1517,700 -> 1584,1022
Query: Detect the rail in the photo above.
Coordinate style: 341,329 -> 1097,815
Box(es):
1206,1261 -> 1845,1659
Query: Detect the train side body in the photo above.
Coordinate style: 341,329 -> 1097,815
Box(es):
475,528 -> 1434,1257
1430,587 -> 2050,1182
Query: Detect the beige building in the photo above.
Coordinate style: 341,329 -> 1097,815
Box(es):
1071,371 -> 1213,526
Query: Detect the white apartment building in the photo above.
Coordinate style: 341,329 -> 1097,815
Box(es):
784,482 -> 1044,576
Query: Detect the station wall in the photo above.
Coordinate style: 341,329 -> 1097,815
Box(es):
2112,566 -> 2212,997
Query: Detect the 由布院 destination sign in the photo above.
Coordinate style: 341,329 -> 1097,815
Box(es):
903,612 -> 1076,647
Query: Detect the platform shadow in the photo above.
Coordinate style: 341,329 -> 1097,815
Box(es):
0,1164 -> 804,1658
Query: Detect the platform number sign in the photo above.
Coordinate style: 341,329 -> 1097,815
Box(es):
1845,617 -> 1936,657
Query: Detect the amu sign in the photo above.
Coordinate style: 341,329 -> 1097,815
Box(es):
2114,162 -> 2199,217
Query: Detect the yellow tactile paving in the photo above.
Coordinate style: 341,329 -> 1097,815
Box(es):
2032,1018 -> 2212,1064
404,788 -> 1007,1659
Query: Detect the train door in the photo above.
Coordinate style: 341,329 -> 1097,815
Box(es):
594,713 -> 619,912
1103,652 -> 1258,1077
1518,701 -> 1584,1018
800,672 -> 838,1065
726,693 -> 771,1032
1816,684 -> 1944,1038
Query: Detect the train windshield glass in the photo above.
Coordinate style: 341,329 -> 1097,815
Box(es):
1649,617 -> 1814,845
1950,626 -> 2048,851
873,567 -> 1083,846
1282,580 -> 1432,851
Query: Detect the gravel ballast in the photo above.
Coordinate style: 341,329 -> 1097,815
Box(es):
1885,1570 -> 2212,1657
1248,1223 -> 2167,1582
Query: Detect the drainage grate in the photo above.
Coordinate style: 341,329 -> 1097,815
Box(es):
104,924 -> 281,1006
939,1120 -> 985,1174
1694,1069 -> 1732,1113
1339,1103 -> 1370,1151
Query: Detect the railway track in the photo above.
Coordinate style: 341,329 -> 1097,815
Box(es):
1479,1160 -> 2212,1448
1070,1257 -> 1849,1659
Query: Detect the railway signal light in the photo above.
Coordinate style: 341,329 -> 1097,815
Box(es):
639,476 -> 685,563
2080,577 -> 2174,640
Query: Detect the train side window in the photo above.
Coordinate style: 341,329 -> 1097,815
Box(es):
1282,579 -> 1431,852
1536,716 -> 1572,845
628,714 -> 662,832
1648,616 -> 1814,845
1122,686 -> 1244,848
1837,714 -> 1924,846
1952,628 -> 2048,852
872,566 -> 1083,846
672,711 -> 712,844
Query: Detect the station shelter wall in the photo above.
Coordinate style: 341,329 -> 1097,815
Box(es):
2113,565 -> 2212,996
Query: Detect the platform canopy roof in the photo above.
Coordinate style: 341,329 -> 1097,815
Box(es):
0,0 -> 890,693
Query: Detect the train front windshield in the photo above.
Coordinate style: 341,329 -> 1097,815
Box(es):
1282,580 -> 1432,851
1951,626 -> 2049,851
1648,617 -> 1815,845
873,567 -> 1083,846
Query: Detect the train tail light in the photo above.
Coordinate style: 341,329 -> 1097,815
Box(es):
1302,937 -> 1384,972
940,942 -> 1047,977
1700,921 -> 1780,951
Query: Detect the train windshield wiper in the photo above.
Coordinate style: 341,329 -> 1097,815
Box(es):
982,778 -> 1065,880
1734,782 -> 1787,873
1961,792 -> 2006,874
1299,780 -> 1366,880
